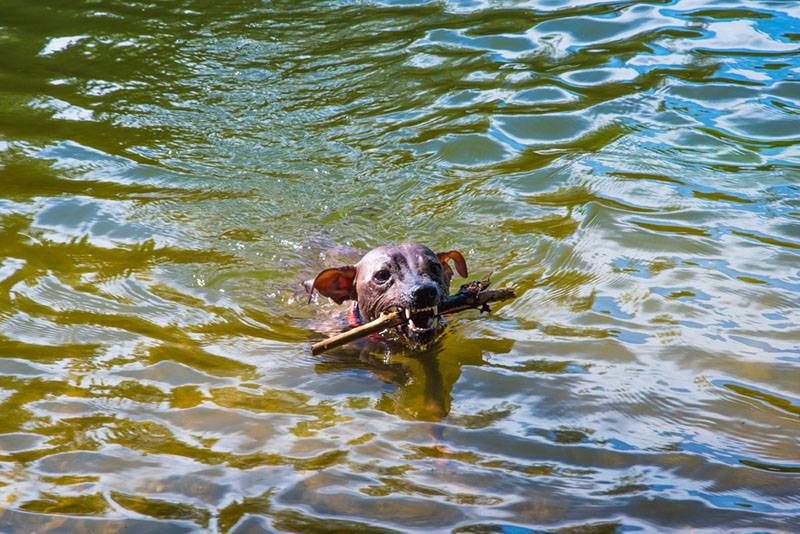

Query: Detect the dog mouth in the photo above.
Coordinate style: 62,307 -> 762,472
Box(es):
393,305 -> 442,346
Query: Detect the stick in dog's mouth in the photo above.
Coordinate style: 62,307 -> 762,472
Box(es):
310,285 -> 516,355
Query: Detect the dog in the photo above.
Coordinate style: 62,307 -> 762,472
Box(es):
304,243 -> 468,348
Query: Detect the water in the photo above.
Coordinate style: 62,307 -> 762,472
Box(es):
0,0 -> 798,531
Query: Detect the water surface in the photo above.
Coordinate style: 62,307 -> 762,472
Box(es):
0,0 -> 799,531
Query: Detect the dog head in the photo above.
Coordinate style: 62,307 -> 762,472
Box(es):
305,243 -> 468,347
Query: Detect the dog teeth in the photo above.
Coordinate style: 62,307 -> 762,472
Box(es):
407,306 -> 437,313
403,305 -> 442,330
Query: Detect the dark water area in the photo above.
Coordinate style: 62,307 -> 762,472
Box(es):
1,0 -> 799,532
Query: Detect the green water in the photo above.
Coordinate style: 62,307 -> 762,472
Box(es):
0,0 -> 799,531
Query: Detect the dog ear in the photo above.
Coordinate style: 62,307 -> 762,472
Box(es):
304,266 -> 357,304
437,250 -> 468,280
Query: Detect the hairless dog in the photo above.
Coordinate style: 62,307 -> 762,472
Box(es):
305,243 -> 468,347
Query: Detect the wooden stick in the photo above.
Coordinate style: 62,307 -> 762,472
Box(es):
311,281 -> 516,355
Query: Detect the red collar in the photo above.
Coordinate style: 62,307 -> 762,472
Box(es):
347,302 -> 363,327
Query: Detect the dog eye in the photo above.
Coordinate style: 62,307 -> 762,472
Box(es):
373,270 -> 391,283
430,263 -> 442,276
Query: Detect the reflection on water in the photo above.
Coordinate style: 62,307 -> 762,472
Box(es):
1,0 -> 799,531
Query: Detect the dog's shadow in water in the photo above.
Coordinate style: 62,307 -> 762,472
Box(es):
313,327 -> 514,422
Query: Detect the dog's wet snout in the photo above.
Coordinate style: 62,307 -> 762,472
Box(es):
410,283 -> 439,307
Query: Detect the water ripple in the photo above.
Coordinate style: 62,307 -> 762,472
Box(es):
0,0 -> 798,531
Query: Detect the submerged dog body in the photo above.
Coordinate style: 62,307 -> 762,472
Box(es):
305,243 -> 468,347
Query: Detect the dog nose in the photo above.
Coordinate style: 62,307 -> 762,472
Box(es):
411,284 -> 438,307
